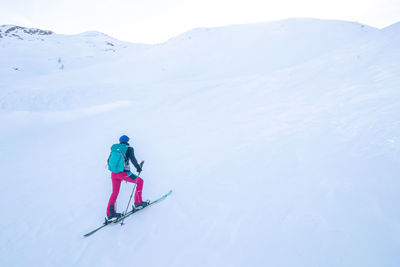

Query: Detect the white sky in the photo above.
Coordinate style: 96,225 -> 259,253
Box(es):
1,0 -> 399,44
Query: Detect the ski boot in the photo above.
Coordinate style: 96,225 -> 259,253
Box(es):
107,204 -> 122,220
132,200 -> 150,212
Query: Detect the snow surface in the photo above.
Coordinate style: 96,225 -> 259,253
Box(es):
1,18 -> 400,267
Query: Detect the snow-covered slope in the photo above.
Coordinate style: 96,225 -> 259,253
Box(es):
1,18 -> 400,267
142,18 -> 377,77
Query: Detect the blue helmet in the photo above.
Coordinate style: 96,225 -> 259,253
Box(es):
119,135 -> 130,143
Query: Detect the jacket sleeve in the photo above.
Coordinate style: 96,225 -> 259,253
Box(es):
127,147 -> 141,170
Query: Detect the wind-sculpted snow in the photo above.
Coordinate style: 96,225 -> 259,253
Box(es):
0,18 -> 400,267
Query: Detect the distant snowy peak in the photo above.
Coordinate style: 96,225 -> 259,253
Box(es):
0,24 -> 151,78
0,24 -> 149,50
74,30 -> 131,47
0,25 -> 122,47
0,25 -> 53,40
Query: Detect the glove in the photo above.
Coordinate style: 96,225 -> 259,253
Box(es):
136,166 -> 143,173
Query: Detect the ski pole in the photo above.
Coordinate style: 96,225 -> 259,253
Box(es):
121,160 -> 144,225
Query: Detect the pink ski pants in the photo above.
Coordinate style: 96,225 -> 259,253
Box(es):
107,172 -> 144,215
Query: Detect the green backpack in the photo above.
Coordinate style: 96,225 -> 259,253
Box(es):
107,143 -> 129,173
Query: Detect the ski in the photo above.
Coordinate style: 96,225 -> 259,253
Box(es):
83,190 -> 172,237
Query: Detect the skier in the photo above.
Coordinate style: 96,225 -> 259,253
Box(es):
106,135 -> 149,220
